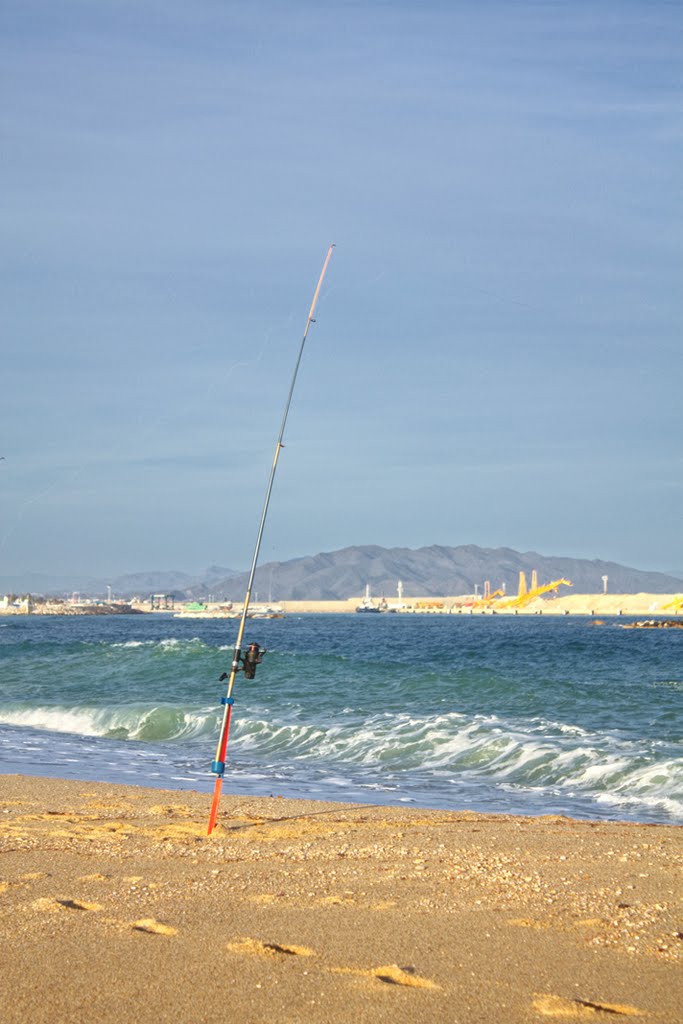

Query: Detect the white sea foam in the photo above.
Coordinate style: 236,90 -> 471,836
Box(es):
229,709 -> 683,818
592,757 -> 683,818
1,699 -> 680,821
110,637 -> 208,652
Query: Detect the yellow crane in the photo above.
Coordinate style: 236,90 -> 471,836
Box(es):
661,594 -> 683,612
497,578 -> 572,609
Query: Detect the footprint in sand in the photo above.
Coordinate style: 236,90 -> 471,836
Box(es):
533,994 -> 644,1017
226,939 -> 438,993
31,897 -> 103,913
372,965 -> 438,989
56,898 -> 104,912
227,938 -> 315,958
226,939 -> 437,990
130,918 -> 178,936
331,964 -> 439,989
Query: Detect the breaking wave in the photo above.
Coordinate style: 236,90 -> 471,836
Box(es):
1,703 -> 679,820
0,704 -> 216,742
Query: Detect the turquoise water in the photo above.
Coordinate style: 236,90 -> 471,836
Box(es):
0,614 -> 681,823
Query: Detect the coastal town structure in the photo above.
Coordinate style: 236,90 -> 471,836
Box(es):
2,589 -> 682,618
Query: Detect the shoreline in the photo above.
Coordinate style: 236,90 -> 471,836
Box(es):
1,758 -> 679,828
2,592 -> 682,618
1,774 -> 681,1022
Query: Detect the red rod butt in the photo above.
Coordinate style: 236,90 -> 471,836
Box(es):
207,777 -> 223,835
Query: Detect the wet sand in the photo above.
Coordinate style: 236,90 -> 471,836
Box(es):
1,774 -> 681,1023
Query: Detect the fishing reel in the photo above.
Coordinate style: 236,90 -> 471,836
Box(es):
218,641 -> 267,682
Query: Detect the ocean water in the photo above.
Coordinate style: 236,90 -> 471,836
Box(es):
0,613 -> 681,824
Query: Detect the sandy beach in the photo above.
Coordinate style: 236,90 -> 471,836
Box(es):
1,775 -> 681,1023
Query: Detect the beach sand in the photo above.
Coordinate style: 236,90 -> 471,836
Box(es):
1,775 -> 681,1023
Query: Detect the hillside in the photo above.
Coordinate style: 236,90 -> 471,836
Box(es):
111,565 -> 239,597
197,545 -> 683,601
5,546 -> 681,601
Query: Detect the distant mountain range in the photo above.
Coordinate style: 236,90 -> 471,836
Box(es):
3,546 -> 681,600
203,545 -> 683,601
112,565 -> 240,596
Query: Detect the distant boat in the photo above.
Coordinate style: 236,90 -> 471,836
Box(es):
356,585 -> 381,613
248,604 -> 285,619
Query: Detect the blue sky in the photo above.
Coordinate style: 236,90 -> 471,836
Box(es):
1,0 -> 681,579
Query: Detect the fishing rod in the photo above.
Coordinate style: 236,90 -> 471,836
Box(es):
207,244 -> 335,835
